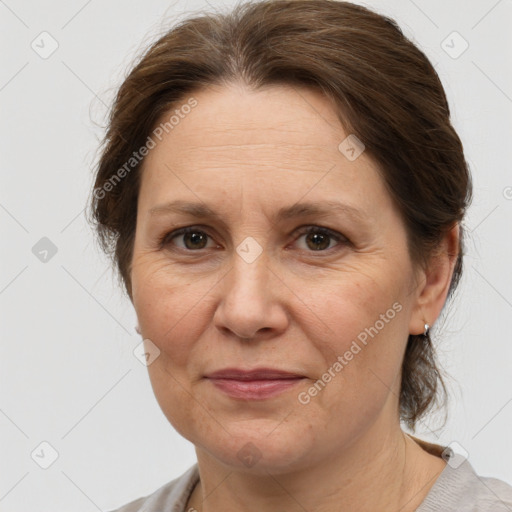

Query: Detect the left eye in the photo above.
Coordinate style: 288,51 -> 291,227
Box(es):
294,226 -> 347,252
159,226 -> 348,252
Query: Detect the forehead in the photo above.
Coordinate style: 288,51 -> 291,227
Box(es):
145,83 -> 354,166
138,83 -> 389,215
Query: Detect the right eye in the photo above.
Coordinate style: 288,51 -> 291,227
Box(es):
159,226 -> 217,251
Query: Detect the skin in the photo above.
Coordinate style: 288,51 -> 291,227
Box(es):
130,82 -> 459,512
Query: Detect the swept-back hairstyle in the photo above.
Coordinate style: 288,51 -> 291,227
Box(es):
89,0 -> 472,431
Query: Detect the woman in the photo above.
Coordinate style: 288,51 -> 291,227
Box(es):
90,1 -> 512,511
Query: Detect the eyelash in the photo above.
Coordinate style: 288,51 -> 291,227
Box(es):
158,225 -> 349,254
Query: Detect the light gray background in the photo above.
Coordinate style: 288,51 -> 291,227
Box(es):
1,0 -> 511,511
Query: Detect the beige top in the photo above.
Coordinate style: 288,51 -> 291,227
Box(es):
107,436 -> 512,511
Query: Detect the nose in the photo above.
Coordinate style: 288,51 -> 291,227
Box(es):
212,246 -> 289,341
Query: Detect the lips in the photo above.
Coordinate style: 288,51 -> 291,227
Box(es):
205,368 -> 306,400
205,367 -> 304,380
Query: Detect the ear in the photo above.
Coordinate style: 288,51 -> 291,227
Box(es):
409,223 -> 460,336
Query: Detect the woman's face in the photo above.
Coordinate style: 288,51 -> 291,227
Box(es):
131,83 -> 426,473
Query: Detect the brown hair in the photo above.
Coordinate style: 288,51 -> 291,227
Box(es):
88,0 -> 472,431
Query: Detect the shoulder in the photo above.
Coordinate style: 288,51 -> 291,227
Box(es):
418,453 -> 512,512
106,463 -> 199,512
470,471 -> 512,511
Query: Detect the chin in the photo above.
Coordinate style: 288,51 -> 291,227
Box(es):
194,420 -> 319,474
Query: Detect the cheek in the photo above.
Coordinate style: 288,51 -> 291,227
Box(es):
132,264 -> 213,434
145,359 -> 201,440
308,270 -> 408,395
131,259 -> 212,366
315,269 -> 402,342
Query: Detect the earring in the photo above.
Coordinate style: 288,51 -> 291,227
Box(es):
423,323 -> 430,337
135,324 -> 141,335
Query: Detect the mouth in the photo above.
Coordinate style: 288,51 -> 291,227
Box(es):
204,367 -> 306,400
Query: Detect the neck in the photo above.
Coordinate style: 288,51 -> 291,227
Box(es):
187,422 -> 446,512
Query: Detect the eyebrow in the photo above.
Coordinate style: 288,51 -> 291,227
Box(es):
148,200 -> 366,223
